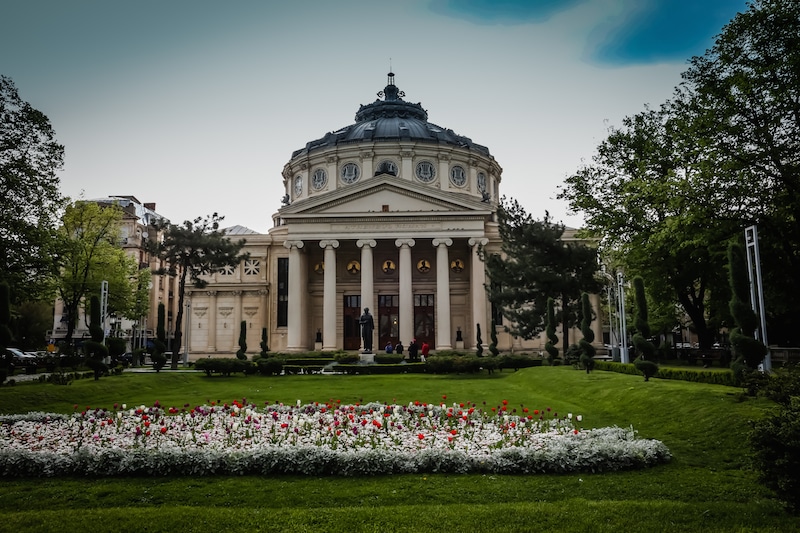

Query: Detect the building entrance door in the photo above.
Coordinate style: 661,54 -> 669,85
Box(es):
343,295 -> 361,350
378,294 -> 399,351
414,294 -> 435,349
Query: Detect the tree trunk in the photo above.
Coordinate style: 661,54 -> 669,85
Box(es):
170,269 -> 188,370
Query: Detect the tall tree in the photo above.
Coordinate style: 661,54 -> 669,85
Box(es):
483,198 -> 602,353
148,213 -> 248,369
679,0 -> 800,343
560,105 -> 735,349
54,200 -> 138,345
0,75 -> 66,302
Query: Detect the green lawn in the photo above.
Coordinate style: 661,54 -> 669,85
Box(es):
1,367 -> 798,532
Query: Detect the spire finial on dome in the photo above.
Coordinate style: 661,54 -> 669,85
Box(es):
378,69 -> 404,101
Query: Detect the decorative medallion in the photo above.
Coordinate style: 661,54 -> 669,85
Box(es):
382,259 -> 396,274
416,259 -> 432,273
294,175 -> 303,197
450,165 -> 467,187
450,258 -> 465,273
415,161 -> 436,183
346,260 -> 361,275
314,262 -> 324,274
312,168 -> 327,190
340,162 -> 360,184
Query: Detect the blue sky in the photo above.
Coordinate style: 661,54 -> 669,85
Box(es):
1,0 -> 747,231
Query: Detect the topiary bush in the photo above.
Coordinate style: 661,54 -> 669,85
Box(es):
374,354 -> 403,364
544,298 -> 559,364
634,358 -> 659,381
256,356 -> 285,376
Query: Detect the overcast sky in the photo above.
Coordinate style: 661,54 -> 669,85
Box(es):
2,0 -> 747,232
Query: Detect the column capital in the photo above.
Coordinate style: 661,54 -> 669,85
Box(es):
356,239 -> 377,249
319,239 -> 340,249
206,290 -> 217,297
468,237 -> 489,247
395,238 -> 416,248
432,238 -> 453,247
258,288 -> 269,296
231,290 -> 243,296
284,240 -> 305,250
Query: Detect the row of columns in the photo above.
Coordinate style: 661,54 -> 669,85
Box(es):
283,237 -> 489,352
194,288 -> 269,352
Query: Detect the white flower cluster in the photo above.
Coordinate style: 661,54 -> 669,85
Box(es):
0,401 -> 670,477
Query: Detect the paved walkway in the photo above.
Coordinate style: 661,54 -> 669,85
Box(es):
5,366 -> 199,383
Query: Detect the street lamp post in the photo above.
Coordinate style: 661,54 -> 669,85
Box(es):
184,300 -> 191,366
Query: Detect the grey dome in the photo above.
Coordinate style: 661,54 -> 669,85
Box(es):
292,73 -> 490,158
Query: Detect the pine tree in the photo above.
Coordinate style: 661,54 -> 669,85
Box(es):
483,199 -> 601,353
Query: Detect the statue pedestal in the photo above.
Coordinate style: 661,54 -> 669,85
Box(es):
359,352 -> 375,364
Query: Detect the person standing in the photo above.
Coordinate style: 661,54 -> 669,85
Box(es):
421,341 -> 430,361
408,339 -> 419,361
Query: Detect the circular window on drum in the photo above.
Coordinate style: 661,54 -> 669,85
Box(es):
477,172 -> 487,193
450,165 -> 467,187
415,161 -> 436,183
312,168 -> 327,190
340,163 -> 360,184
294,175 -> 303,197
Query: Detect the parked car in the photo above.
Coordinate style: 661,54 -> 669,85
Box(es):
3,348 -> 37,365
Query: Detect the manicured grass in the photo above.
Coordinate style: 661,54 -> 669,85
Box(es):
1,367 -> 798,532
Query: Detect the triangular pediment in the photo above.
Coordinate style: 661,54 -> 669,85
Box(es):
280,175 -> 492,219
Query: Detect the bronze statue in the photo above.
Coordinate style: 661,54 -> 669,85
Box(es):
359,307 -> 375,352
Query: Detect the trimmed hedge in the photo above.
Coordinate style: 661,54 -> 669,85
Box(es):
194,358 -> 254,376
594,361 -> 736,387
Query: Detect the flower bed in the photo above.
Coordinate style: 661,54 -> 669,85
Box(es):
0,400 -> 670,477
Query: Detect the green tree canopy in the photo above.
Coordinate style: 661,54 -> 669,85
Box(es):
483,198 -> 601,353
148,213 -> 248,369
55,200 -> 138,344
0,75 -> 66,302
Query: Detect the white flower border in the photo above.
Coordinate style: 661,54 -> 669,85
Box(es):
0,401 -> 671,477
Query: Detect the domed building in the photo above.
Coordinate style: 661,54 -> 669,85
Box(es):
185,73 -> 599,355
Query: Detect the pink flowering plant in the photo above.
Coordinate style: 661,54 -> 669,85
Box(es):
0,399 -> 670,477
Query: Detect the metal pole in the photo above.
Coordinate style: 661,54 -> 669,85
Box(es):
100,280 -> 109,343
617,272 -> 629,364
184,300 -> 191,366
745,225 -> 771,371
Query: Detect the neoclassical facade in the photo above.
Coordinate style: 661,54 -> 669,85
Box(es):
186,74 -> 600,355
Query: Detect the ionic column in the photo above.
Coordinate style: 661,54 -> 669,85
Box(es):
395,238 -> 415,346
259,289 -> 269,331
356,239 -> 377,320
283,240 -> 305,351
319,240 -> 340,351
232,290 -> 242,352
206,290 -> 217,352
433,238 -> 453,350
469,237 -> 489,348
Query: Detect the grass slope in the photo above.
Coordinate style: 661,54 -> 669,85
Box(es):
1,367 -> 798,532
